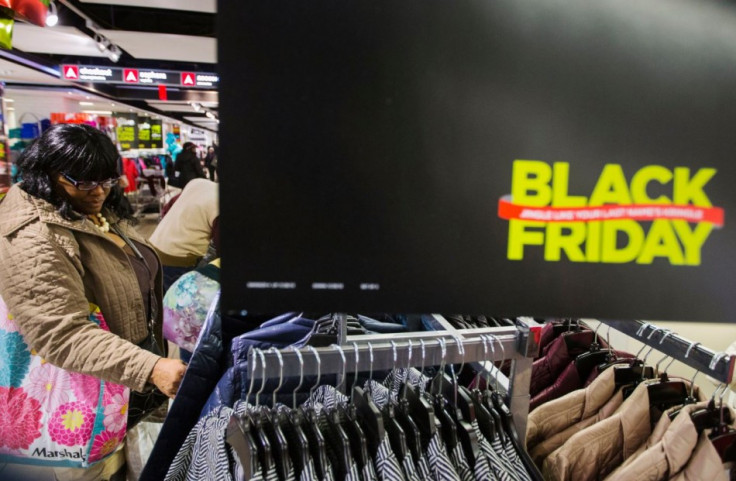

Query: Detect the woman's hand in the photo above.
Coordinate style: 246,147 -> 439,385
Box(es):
149,358 -> 187,398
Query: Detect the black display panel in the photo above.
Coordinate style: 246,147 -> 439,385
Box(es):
219,0 -> 736,321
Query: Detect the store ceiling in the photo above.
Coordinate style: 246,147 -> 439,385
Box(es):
1,0 -> 218,131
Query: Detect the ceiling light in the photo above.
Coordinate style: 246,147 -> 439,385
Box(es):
6,107 -> 15,111
4,98 -> 13,103
45,1 -> 58,27
82,110 -> 113,115
79,101 -> 94,106
107,44 -> 122,63
205,111 -> 215,119
95,33 -> 110,53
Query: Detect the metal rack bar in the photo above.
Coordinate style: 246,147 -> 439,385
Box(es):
249,332 -> 523,381
598,319 -> 734,384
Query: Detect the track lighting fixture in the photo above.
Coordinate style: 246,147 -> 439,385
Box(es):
45,1 -> 59,27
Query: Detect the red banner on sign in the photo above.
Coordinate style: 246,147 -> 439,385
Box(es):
497,197 -> 725,227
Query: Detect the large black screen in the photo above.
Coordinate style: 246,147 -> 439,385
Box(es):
219,0 -> 736,321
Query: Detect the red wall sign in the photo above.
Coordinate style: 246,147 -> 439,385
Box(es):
123,69 -> 139,83
62,65 -> 79,80
180,72 -> 196,86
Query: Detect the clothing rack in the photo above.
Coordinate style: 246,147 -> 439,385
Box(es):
249,316 -> 542,442
597,319 -> 734,385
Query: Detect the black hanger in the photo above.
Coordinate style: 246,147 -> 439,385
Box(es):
383,403 -> 409,462
248,410 -> 274,475
248,349 -> 274,475
430,338 -> 479,464
552,318 -> 581,337
226,413 -> 259,481
302,407 -> 330,479
261,407 -> 292,481
301,346 -> 331,480
341,403 -> 370,472
405,340 -> 438,448
574,324 -> 617,381
262,347 -> 293,481
322,408 -> 353,480
285,409 -> 310,480
471,336 -> 499,441
392,340 -> 425,464
352,342 -> 388,460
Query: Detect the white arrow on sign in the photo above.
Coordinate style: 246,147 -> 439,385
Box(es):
183,74 -> 194,85
65,67 -> 78,79
126,71 -> 138,82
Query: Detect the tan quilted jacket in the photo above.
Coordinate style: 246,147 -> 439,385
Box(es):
0,185 -> 162,392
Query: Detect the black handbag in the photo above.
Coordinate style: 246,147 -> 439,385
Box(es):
127,332 -> 170,428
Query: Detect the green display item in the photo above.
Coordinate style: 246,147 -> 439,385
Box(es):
8,127 -> 21,139
0,10 -> 14,50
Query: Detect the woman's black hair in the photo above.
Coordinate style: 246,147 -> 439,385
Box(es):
17,123 -> 135,222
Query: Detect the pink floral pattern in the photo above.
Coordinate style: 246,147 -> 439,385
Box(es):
102,391 -> 128,433
0,386 -> 42,450
0,303 -> 18,332
48,401 -> 95,447
88,429 -> 124,462
25,364 -> 71,412
68,371 -> 101,405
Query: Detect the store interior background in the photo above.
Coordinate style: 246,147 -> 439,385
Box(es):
0,0 -> 218,198
1,0 -> 734,397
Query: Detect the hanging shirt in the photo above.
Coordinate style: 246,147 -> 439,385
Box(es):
501,434 -> 532,481
426,432 -> 462,481
448,443 -> 476,481
416,452 -> 433,480
401,452 -> 424,481
375,432 -> 408,481
472,420 -> 517,481
165,405 -> 236,481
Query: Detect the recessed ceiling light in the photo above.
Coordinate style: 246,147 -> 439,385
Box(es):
79,101 -> 94,106
4,98 -> 13,103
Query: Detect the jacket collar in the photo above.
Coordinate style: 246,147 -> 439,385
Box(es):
0,184 -> 141,241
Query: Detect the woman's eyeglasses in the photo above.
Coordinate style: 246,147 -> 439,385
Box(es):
62,173 -> 119,191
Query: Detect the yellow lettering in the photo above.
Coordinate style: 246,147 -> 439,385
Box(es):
673,168 -> 716,207
511,160 -> 552,206
586,221 -> 602,262
672,220 -> 713,266
589,164 -> 633,206
552,162 -> 587,207
507,220 -> 545,260
601,220 -> 643,263
630,165 -> 672,204
637,220 -> 685,265
544,223 -> 587,262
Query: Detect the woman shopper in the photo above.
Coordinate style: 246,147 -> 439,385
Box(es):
0,124 -> 186,480
172,141 -> 205,189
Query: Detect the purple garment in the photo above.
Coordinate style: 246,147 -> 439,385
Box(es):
530,331 -> 608,397
530,361 -> 582,411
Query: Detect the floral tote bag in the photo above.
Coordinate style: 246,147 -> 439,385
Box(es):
0,298 -> 130,468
